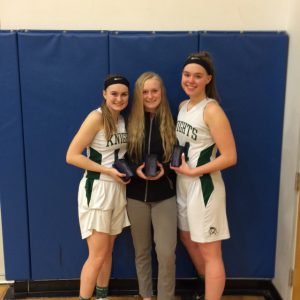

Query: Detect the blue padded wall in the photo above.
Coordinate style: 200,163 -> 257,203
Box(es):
17,31 -> 109,279
109,32 -> 199,277
0,31 -> 31,279
199,32 -> 288,277
109,31 -> 199,115
0,30 -> 288,280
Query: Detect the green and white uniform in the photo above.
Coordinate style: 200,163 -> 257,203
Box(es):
176,98 -> 230,243
78,108 -> 130,239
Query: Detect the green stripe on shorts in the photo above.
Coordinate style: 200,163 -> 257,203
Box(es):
196,144 -> 215,207
85,147 -> 102,206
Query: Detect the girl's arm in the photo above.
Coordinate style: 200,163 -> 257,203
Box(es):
66,111 -> 125,181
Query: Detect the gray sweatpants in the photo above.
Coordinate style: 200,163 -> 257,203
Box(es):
127,197 -> 177,300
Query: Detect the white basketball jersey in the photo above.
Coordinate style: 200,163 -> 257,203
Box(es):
176,98 -> 217,170
85,107 -> 127,182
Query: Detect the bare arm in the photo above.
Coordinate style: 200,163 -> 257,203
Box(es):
66,111 -> 125,182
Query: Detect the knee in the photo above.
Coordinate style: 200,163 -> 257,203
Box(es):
89,254 -> 106,268
156,246 -> 175,265
134,247 -> 152,264
103,251 -> 112,264
134,243 -> 152,257
88,249 -> 111,269
199,246 -> 222,263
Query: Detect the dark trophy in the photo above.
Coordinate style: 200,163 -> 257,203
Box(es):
144,154 -> 158,177
171,145 -> 185,167
113,159 -> 134,181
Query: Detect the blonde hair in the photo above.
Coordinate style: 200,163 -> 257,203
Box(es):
127,72 -> 176,163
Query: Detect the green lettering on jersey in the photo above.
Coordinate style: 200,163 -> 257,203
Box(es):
106,133 -> 127,147
176,121 -> 197,141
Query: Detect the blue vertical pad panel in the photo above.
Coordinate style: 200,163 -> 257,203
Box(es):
109,32 -> 199,115
199,32 -> 288,277
109,32 -> 199,277
18,31 -> 109,279
0,31 -> 31,279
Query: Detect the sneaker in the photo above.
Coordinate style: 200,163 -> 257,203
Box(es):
192,292 -> 204,300
181,293 -> 203,300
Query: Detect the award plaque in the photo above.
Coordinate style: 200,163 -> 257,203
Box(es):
171,145 -> 185,167
113,159 -> 134,181
144,154 -> 158,177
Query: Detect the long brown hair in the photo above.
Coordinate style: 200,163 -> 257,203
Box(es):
184,51 -> 220,102
127,72 -> 176,163
101,74 -> 129,141
100,102 -> 116,141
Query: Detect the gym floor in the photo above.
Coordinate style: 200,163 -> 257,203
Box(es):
0,284 -> 265,300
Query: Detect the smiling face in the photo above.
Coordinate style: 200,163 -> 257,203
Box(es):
142,77 -> 162,113
103,83 -> 129,113
181,63 -> 212,100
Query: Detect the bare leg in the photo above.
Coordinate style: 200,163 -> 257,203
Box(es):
198,241 -> 225,300
96,235 -> 117,288
79,231 -> 110,299
180,230 -> 205,276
